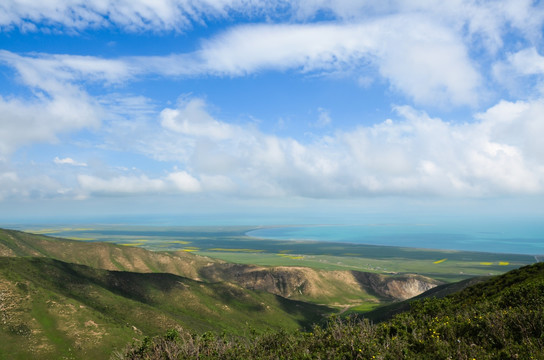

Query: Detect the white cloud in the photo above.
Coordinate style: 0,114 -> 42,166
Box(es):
475,99 -> 544,164
166,171 -> 202,193
0,51 -> 103,156
0,50 -> 134,87
161,98 -> 237,140
192,19 -> 481,106
291,0 -> 544,52
3,11 -> 482,107
78,174 -> 166,195
508,48 -> 544,76
77,170 -> 202,196
3,0 -> 543,49
0,167 -> 70,201
3,94 -> 543,200
54,157 -> 87,167
314,108 -> 331,128
2,1 -> 543,202
1,0 -> 202,31
199,174 -> 237,192
493,47 -> 544,95
116,96 -> 544,198
0,94 -> 100,156
0,170 -> 19,200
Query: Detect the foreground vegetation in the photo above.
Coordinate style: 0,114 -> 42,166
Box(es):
120,263 -> 544,359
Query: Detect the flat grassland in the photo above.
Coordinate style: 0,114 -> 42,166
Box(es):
21,225 -> 537,282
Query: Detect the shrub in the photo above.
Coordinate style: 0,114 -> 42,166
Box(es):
119,263 -> 544,360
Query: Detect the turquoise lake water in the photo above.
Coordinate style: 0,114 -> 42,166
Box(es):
247,220 -> 544,255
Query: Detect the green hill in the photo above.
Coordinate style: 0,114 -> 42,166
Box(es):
0,257 -> 332,360
0,228 -> 213,279
0,228 -> 441,310
120,262 -> 544,359
3,227 -> 540,358
359,275 -> 489,322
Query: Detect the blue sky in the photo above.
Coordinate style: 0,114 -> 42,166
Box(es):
1,0 -> 544,224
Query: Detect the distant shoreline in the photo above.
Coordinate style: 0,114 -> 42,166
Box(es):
246,224 -> 544,256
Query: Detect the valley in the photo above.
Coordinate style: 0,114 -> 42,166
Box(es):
17,225 -> 536,281
0,227 -> 539,359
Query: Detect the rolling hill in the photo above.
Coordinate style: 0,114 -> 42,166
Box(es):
121,262 -> 544,359
0,256 -> 331,359
1,227 -> 539,359
0,227 -> 441,359
0,228 -> 440,308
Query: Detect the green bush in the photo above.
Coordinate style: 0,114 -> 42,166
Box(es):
119,263 -> 544,359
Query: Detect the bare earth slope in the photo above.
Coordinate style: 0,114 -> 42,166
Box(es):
199,263 -> 440,306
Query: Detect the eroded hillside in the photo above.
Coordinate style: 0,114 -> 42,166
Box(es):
199,263 -> 440,306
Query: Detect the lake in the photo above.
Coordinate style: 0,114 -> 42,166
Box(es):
247,220 -> 544,255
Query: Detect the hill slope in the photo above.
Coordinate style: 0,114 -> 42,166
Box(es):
360,275 -> 489,322
0,228 -> 440,307
121,262 -> 544,359
0,257 -> 331,360
0,228 -> 212,279
200,263 -> 439,306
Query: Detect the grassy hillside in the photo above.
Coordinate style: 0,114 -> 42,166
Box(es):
120,262 -> 544,359
0,257 -> 332,360
359,276 -> 489,322
18,226 -> 536,281
0,228 -> 441,310
0,228 -> 214,279
2,227 -> 540,358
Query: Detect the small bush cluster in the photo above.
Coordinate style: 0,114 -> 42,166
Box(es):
118,264 -> 544,359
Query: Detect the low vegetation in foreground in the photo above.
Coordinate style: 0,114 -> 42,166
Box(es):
120,263 -> 544,359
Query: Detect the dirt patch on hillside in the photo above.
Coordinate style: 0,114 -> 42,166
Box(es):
351,271 -> 441,300
199,263 -> 440,302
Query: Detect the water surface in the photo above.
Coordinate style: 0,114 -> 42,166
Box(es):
248,221 -> 544,255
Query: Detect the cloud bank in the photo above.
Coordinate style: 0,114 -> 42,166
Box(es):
1,0 -> 544,205
2,0 -> 543,44
75,97 -> 544,199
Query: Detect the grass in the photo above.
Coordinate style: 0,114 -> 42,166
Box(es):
196,250 -> 526,282
119,262 -> 544,360
208,248 -> 265,252
3,225 -> 535,294
0,256 -> 334,359
0,226 -> 535,314
31,294 -> 73,358
342,302 -> 382,315
14,225 -> 535,283
1,226 -> 541,359
21,225 -> 532,281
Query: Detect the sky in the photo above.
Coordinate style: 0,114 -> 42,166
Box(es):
0,0 -> 544,225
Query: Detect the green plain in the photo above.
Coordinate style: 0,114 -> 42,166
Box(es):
24,225 -> 536,283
